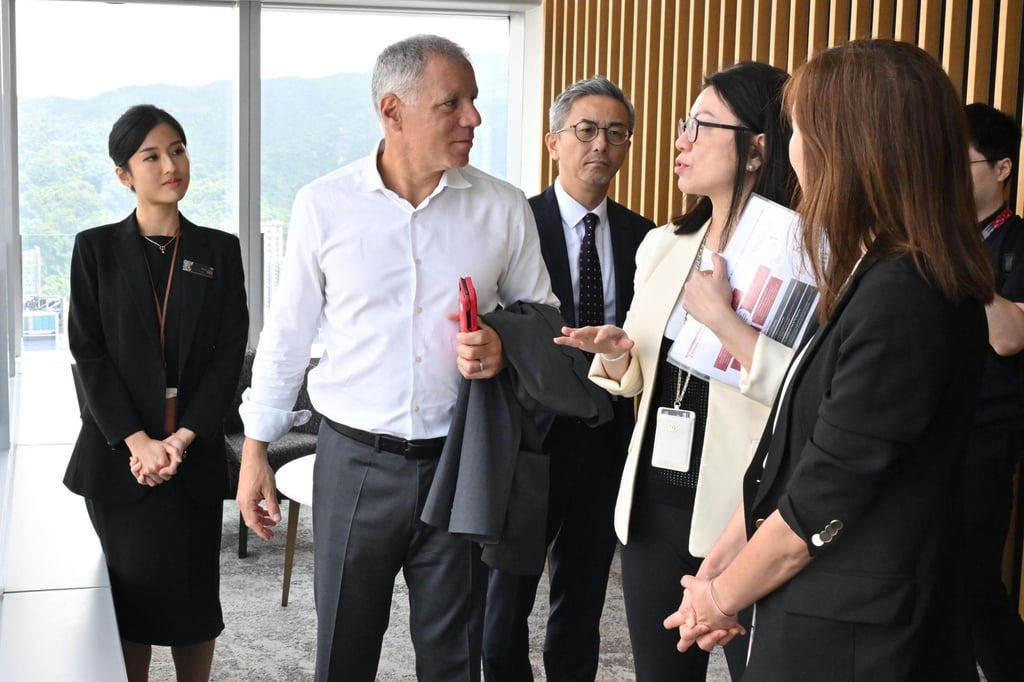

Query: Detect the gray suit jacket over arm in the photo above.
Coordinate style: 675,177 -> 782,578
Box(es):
421,301 -> 614,575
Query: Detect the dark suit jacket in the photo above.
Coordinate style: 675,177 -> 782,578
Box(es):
741,254 -> 987,681
530,184 -> 654,453
64,212 -> 249,504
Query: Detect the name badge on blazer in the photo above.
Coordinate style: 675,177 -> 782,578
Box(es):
183,260 -> 214,278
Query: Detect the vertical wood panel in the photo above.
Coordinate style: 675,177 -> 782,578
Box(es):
768,0 -> 791,68
751,0 -> 774,61
994,0 -> 1023,112
735,0 -> 756,59
942,0 -> 969,97
718,0 -> 738,67
966,0 -> 996,103
919,0 -> 943,54
829,0 -> 852,46
894,0 -> 919,42
850,0 -> 872,39
787,0 -> 811,72
871,0 -> 896,39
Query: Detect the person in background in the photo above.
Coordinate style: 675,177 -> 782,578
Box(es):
961,102 -> 1024,682
554,61 -> 797,681
482,75 -> 654,682
235,35 -> 557,682
64,104 -> 249,681
667,39 -> 994,682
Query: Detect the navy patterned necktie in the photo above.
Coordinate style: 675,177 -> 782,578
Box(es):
577,212 -> 604,327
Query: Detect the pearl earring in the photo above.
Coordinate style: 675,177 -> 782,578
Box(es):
746,164 -> 755,171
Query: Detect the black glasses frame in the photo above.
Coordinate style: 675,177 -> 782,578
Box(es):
678,116 -> 756,143
553,119 -> 632,146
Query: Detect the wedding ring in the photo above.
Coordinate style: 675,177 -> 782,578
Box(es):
478,360 -> 485,372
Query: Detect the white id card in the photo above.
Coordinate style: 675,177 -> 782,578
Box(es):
651,407 -> 695,472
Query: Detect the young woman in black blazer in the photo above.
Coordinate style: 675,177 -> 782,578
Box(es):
64,105 -> 248,681
665,40 -> 996,680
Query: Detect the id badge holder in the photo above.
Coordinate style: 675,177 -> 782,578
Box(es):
651,407 -> 695,472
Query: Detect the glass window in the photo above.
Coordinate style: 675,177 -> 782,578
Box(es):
15,0 -> 237,352
258,9 -> 511,315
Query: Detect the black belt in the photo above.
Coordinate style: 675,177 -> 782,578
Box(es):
324,417 -> 446,459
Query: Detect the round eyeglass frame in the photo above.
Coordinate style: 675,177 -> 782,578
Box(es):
678,116 -> 756,143
553,119 -> 632,146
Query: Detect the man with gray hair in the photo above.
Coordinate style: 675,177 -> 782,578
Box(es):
483,75 -> 654,681
236,34 -> 557,681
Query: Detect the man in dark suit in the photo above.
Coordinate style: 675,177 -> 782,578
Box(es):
483,75 -> 655,681
961,103 -> 1024,682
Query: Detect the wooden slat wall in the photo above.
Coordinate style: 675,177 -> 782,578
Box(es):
540,0 -> 1024,222
539,0 -> 1024,617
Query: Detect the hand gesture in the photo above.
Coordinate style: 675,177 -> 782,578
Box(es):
663,574 -> 745,652
553,324 -> 633,358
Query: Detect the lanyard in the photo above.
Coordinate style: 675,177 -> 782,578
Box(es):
142,232 -> 181,356
982,207 -> 1013,241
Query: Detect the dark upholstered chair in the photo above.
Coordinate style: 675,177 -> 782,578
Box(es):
224,348 -> 321,557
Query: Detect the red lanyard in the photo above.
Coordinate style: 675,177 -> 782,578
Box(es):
982,207 -> 1013,241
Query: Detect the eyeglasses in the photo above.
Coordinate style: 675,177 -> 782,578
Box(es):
678,116 -> 756,143
970,159 -> 994,164
553,119 -> 632,146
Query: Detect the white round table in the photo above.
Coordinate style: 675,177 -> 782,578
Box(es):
274,454 -> 315,606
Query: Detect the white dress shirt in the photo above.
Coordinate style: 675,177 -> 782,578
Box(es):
241,143 -> 558,442
553,177 -> 616,325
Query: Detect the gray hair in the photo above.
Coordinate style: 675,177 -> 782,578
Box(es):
549,75 -> 636,132
371,34 -> 472,117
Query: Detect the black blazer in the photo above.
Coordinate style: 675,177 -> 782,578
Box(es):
741,255 -> 987,681
64,212 -> 249,504
530,184 -> 655,452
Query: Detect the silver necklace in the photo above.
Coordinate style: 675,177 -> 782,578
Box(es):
141,233 -> 178,254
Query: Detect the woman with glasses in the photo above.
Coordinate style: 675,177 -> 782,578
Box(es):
664,39 -> 994,681
555,61 -> 797,680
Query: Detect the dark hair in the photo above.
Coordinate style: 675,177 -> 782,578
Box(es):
108,104 -> 187,170
965,102 -> 1021,185
673,61 -> 795,238
786,39 -> 993,319
549,75 -> 636,132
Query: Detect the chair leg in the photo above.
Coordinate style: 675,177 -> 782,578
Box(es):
282,499 -> 301,607
238,512 -> 248,559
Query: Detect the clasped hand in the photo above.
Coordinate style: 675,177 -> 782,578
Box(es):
663,575 -> 746,653
128,435 -> 184,487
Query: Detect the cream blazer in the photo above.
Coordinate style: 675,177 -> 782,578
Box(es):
590,221 -> 795,557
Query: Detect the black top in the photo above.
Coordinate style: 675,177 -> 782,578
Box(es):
975,205 -> 1024,430
636,336 -> 710,509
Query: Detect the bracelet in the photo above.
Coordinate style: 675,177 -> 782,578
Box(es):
601,350 -> 628,363
708,578 -> 736,618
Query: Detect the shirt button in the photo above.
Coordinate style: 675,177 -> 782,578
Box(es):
413,406 -> 420,413
414,258 -> 422,265
415,356 -> 422,363
415,306 -> 423,314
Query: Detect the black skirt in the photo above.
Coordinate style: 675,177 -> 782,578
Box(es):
86,479 -> 224,646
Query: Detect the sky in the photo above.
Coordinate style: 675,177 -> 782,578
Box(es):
14,1 -> 510,100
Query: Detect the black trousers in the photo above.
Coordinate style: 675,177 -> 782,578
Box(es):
312,423 -> 486,682
962,427 -> 1024,682
619,479 -> 749,682
482,417 -> 625,682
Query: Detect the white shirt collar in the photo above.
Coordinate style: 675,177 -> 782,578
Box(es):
554,176 -> 608,230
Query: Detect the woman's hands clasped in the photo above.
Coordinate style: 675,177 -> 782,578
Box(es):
663,575 -> 746,653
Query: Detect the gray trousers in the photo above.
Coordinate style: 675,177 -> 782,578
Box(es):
312,422 -> 485,682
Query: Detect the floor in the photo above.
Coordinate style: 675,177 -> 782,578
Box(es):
12,350 -> 733,681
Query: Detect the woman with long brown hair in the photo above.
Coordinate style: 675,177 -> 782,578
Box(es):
666,39 -> 994,680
